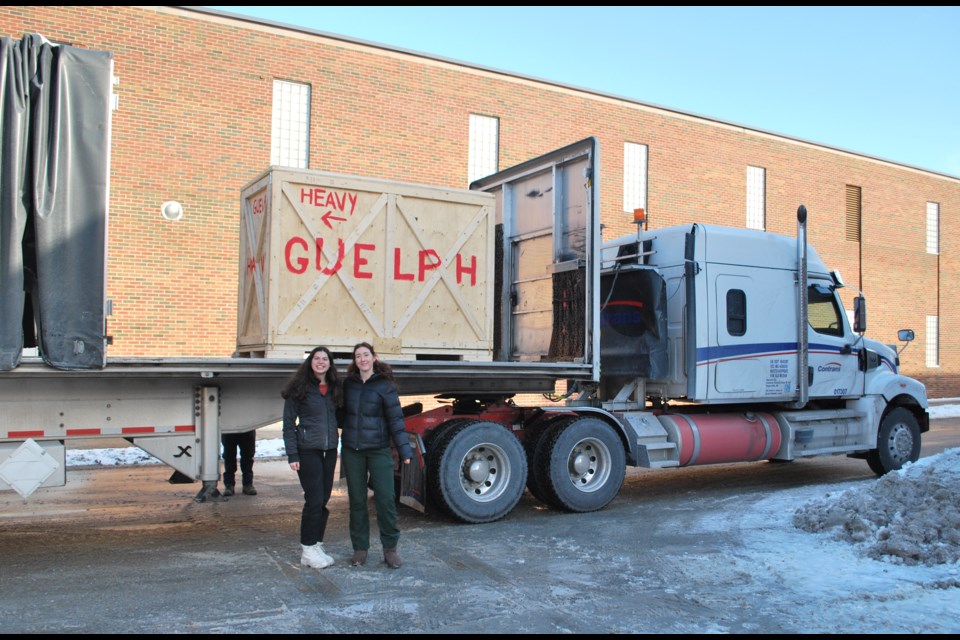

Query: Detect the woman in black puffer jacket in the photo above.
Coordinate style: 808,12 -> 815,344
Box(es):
341,342 -> 412,569
281,345 -> 342,570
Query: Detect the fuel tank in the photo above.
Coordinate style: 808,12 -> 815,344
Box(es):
657,412 -> 781,466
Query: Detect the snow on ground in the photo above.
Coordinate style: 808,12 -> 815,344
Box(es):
793,447 -> 960,566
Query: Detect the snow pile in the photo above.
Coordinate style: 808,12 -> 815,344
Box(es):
793,447 -> 960,567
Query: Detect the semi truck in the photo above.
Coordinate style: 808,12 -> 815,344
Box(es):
0,36 -> 928,524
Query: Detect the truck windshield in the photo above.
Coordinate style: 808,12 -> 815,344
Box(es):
808,284 -> 844,337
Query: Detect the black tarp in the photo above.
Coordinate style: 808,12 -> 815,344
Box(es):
599,266 -> 669,379
0,34 -> 111,370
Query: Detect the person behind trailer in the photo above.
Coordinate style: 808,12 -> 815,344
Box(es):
221,429 -> 257,496
340,342 -> 412,569
281,345 -> 343,570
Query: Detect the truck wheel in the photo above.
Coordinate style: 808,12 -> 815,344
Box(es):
865,407 -> 921,476
523,415 -> 575,504
536,417 -> 625,513
428,420 -> 527,524
423,418 -> 473,516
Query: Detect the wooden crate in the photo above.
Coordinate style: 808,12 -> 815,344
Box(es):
237,168 -> 495,360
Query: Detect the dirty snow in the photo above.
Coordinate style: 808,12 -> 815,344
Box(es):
793,447 -> 960,567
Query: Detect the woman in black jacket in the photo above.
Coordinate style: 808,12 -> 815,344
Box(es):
341,342 -> 413,569
281,345 -> 343,570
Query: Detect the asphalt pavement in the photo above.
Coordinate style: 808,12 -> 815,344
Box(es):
0,419 -> 957,633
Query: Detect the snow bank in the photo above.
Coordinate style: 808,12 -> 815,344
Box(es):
793,447 -> 960,566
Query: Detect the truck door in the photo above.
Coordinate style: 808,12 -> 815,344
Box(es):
805,282 -> 861,399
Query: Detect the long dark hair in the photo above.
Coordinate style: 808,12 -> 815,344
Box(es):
281,346 -> 343,405
347,341 -> 395,382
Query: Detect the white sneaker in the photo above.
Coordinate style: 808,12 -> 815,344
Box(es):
315,543 -> 335,566
301,543 -> 334,569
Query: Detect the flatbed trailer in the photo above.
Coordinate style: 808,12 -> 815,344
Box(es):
0,355 -> 590,499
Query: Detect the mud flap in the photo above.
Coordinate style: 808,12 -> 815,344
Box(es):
399,433 -> 426,512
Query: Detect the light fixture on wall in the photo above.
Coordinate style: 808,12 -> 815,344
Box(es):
160,200 -> 184,221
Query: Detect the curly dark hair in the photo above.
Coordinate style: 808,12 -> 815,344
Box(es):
346,341 -> 395,382
281,345 -> 343,406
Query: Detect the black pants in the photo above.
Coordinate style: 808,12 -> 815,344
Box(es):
221,430 -> 256,487
297,448 -> 338,545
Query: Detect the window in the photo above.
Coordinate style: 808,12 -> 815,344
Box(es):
468,114 -> 499,184
623,143 -> 648,213
926,315 -> 939,367
927,202 -> 940,254
808,284 -> 844,337
845,185 -> 861,242
746,166 -> 765,230
726,289 -> 746,336
271,80 -> 310,168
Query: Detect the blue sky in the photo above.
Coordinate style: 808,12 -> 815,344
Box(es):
205,6 -> 960,178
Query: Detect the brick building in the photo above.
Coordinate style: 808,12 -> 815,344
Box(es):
1,6 -> 958,396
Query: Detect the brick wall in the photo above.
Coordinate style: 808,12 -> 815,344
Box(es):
2,6 -> 958,394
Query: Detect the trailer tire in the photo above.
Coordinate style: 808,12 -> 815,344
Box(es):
536,417 -> 625,513
524,415 -> 575,505
424,418 -> 475,517
866,407 -> 921,476
428,420 -> 527,524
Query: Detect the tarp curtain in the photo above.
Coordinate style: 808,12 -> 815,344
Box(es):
0,34 -> 112,370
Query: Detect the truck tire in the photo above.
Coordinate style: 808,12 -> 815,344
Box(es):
523,415 -> 575,505
427,420 -> 527,524
535,417 -> 625,513
423,418 -> 473,516
865,407 -> 921,476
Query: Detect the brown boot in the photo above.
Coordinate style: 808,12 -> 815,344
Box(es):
350,549 -> 368,566
383,547 -> 402,569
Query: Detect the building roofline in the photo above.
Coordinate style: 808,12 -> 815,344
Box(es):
179,6 -> 957,183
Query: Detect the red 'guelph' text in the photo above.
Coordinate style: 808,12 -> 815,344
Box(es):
284,237 -> 479,286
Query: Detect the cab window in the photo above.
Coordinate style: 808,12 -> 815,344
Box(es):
808,284 -> 844,337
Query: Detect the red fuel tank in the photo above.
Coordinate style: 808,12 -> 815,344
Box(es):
657,412 -> 781,466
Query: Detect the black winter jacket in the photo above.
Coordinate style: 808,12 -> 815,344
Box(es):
341,373 -> 413,459
282,384 -> 339,464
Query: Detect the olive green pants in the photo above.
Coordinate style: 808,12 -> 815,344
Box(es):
341,447 -> 400,550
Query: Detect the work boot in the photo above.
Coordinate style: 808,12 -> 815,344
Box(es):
222,484 -> 235,497
242,484 -> 257,496
301,544 -> 334,569
350,549 -> 368,566
383,547 -> 402,569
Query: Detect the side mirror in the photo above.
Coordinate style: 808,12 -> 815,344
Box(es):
853,296 -> 866,333
898,329 -> 915,342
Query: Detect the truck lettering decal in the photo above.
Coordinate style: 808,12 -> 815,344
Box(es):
817,362 -> 842,373
697,343 -> 860,366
